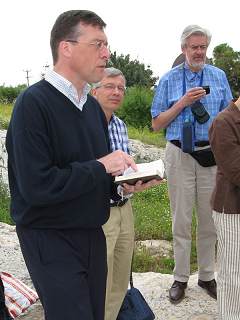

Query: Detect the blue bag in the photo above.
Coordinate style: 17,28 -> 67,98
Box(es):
117,272 -> 155,320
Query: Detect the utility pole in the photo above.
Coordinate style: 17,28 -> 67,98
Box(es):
23,69 -> 31,87
41,63 -> 50,79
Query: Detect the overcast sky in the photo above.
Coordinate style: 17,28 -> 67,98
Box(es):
1,0 -> 239,86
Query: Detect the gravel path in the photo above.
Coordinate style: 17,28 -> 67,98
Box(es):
0,223 -> 217,319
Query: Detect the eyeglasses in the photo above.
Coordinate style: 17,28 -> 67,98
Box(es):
66,39 -> 109,51
96,83 -> 126,93
188,45 -> 208,51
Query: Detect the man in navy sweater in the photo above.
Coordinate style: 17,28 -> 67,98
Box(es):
6,10 -> 137,320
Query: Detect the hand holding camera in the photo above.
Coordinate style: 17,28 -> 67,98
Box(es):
202,85 -> 210,95
190,86 -> 210,124
181,87 -> 207,107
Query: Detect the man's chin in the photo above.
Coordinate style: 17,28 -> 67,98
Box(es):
191,61 -> 205,69
91,70 -> 105,83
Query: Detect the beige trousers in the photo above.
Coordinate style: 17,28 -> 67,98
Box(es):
102,200 -> 134,320
165,142 -> 217,282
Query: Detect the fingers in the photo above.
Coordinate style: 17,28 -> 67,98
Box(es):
124,154 -> 138,171
97,150 -> 137,175
122,178 -> 166,193
112,170 -> 124,177
183,87 -> 206,106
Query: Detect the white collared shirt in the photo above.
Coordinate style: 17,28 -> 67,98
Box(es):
45,70 -> 91,111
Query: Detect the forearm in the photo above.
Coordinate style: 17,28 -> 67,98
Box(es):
152,99 -> 185,131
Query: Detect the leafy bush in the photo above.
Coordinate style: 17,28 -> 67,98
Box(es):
0,84 -> 26,104
0,104 -> 13,129
116,86 -> 154,129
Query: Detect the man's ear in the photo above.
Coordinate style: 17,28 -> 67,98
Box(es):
181,46 -> 186,55
59,40 -> 72,59
91,88 -> 97,97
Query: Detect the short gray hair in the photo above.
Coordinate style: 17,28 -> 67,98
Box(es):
180,25 -> 212,48
93,67 -> 126,88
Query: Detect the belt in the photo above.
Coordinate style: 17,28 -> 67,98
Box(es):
170,140 -> 209,148
110,198 -> 128,208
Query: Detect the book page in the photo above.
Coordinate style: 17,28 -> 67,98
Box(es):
123,159 -> 165,178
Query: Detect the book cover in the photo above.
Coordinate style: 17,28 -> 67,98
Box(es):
114,159 -> 165,185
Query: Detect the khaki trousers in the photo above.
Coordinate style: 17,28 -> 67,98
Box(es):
102,200 -> 134,320
165,142 -> 217,282
213,211 -> 240,320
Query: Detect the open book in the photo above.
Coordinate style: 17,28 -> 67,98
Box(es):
114,159 -> 165,185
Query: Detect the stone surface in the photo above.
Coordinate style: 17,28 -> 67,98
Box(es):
136,239 -> 172,258
129,139 -> 165,162
0,223 -> 217,319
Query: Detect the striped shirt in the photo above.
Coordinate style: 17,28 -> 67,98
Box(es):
108,114 -> 130,154
151,63 -> 233,141
45,70 -> 91,110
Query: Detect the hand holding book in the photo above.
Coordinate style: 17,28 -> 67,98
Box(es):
114,159 -> 165,186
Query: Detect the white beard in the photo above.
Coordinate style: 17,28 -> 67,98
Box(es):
190,61 -> 205,69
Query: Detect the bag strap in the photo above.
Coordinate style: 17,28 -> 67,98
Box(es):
130,259 -> 134,288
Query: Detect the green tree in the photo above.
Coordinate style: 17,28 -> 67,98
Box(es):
212,43 -> 240,98
109,51 -> 158,88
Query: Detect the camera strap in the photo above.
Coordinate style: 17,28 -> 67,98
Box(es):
181,67 -> 204,133
182,67 -> 204,120
180,67 -> 204,152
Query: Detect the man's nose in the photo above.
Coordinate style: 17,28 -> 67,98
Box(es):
113,87 -> 121,94
100,46 -> 110,60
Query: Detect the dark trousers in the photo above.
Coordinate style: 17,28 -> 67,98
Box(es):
16,226 -> 107,320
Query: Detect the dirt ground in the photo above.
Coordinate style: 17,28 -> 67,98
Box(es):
20,303 -> 44,320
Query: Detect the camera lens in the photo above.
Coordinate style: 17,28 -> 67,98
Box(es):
191,101 -> 210,124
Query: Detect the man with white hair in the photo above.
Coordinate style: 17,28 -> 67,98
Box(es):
151,25 -> 232,304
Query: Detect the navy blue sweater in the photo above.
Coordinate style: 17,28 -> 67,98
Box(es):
6,80 -> 117,229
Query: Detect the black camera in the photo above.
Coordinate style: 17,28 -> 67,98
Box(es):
202,86 -> 210,95
191,101 -> 210,124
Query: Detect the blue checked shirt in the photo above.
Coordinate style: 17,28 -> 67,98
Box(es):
151,63 -> 233,141
108,114 -> 131,202
108,114 -> 130,154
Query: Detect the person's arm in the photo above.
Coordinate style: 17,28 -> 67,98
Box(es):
8,92 -> 136,207
209,107 -> 240,187
220,71 -> 233,111
151,81 -> 206,131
